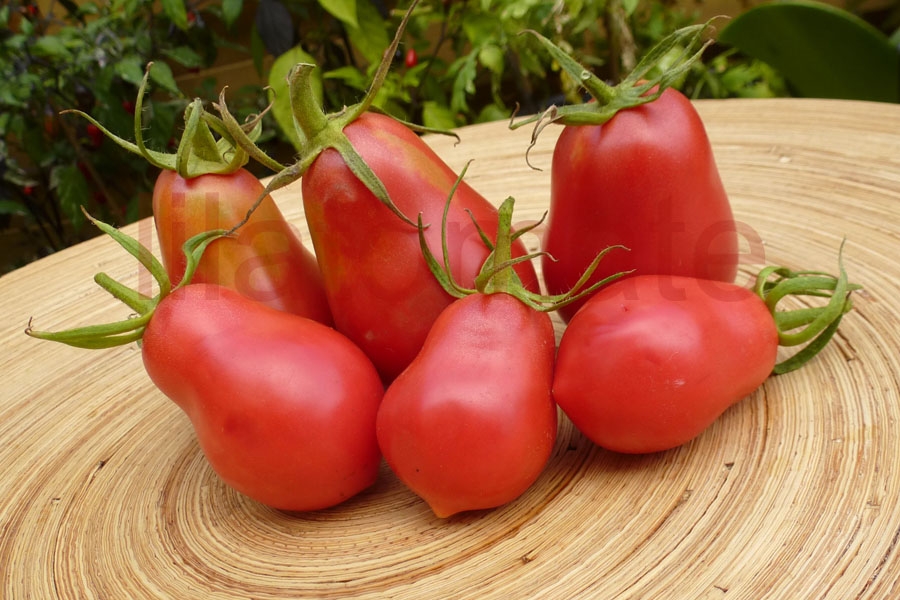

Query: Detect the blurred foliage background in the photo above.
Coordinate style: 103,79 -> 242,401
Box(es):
1,0 -> 898,274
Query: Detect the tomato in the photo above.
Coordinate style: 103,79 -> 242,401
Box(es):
553,275 -> 777,454
376,292 -> 557,518
542,87 -> 738,322
153,168 -> 332,324
517,25 -> 738,322
27,219 -> 384,512
302,111 -> 539,382
140,283 -> 383,511
62,65 -> 332,324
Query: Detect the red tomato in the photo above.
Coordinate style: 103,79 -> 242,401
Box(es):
142,283 -> 384,511
302,111 -> 539,382
541,88 -> 738,323
377,292 -> 557,518
553,275 -> 777,454
153,168 -> 332,324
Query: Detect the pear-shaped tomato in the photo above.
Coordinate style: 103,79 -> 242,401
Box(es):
542,88 -> 738,322
142,283 -> 383,511
377,292 -> 557,518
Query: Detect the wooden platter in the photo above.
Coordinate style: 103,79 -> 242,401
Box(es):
2,98 -> 900,598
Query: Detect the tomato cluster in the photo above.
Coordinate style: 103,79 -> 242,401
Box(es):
28,12 -> 859,518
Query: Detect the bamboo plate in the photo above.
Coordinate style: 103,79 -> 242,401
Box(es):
2,98 -> 899,599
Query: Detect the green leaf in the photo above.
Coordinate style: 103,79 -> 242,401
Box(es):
31,36 -> 73,60
0,200 -> 28,216
475,103 -> 509,123
324,65 -> 369,90
621,0 -> 639,17
422,101 -> 458,130
50,165 -> 91,230
344,0 -> 389,64
718,1 -> 900,102
461,13 -> 500,46
160,0 -> 189,30
148,62 -> 181,96
268,45 -> 322,151
162,46 -> 205,68
115,55 -> 145,87
19,16 -> 34,36
250,25 -> 266,76
450,53 -> 478,114
222,0 -> 243,28
478,44 -> 505,75
317,0 -> 357,29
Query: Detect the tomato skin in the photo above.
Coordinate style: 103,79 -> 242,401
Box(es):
376,293 -> 557,518
553,275 -> 777,454
152,168 -> 332,324
302,111 -> 539,382
141,284 -> 384,511
542,88 -> 738,322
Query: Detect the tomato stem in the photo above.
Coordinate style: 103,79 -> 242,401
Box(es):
217,1 -> 426,229
61,63 -> 253,179
418,166 -> 631,312
510,21 -> 716,166
753,241 -> 862,374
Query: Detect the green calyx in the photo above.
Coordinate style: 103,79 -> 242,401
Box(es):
62,62 -> 258,179
26,211 -> 227,349
419,162 -> 630,312
511,21 -> 716,163
753,241 -> 862,374
217,0 -> 447,230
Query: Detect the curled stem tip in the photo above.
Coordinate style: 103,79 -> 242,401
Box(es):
755,241 -> 861,374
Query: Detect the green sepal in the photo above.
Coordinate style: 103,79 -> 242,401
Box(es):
511,21 -> 716,165
62,62 -> 252,179
94,273 -> 155,314
25,215 -> 229,350
83,207 -> 171,299
418,163 -> 631,312
754,240 -> 861,374
213,89 -> 287,174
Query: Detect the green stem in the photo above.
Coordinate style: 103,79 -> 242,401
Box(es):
289,64 -> 331,144
217,1 -> 424,229
62,62 -> 249,178
754,242 -> 861,373
475,197 -> 517,293
419,166 -> 630,312
511,21 -> 716,164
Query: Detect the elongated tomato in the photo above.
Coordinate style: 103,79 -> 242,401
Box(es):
302,112 -> 538,382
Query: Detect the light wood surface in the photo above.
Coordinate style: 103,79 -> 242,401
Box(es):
2,98 -> 899,599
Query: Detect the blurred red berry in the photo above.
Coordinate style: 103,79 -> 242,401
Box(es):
86,123 -> 104,148
404,48 -> 418,68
